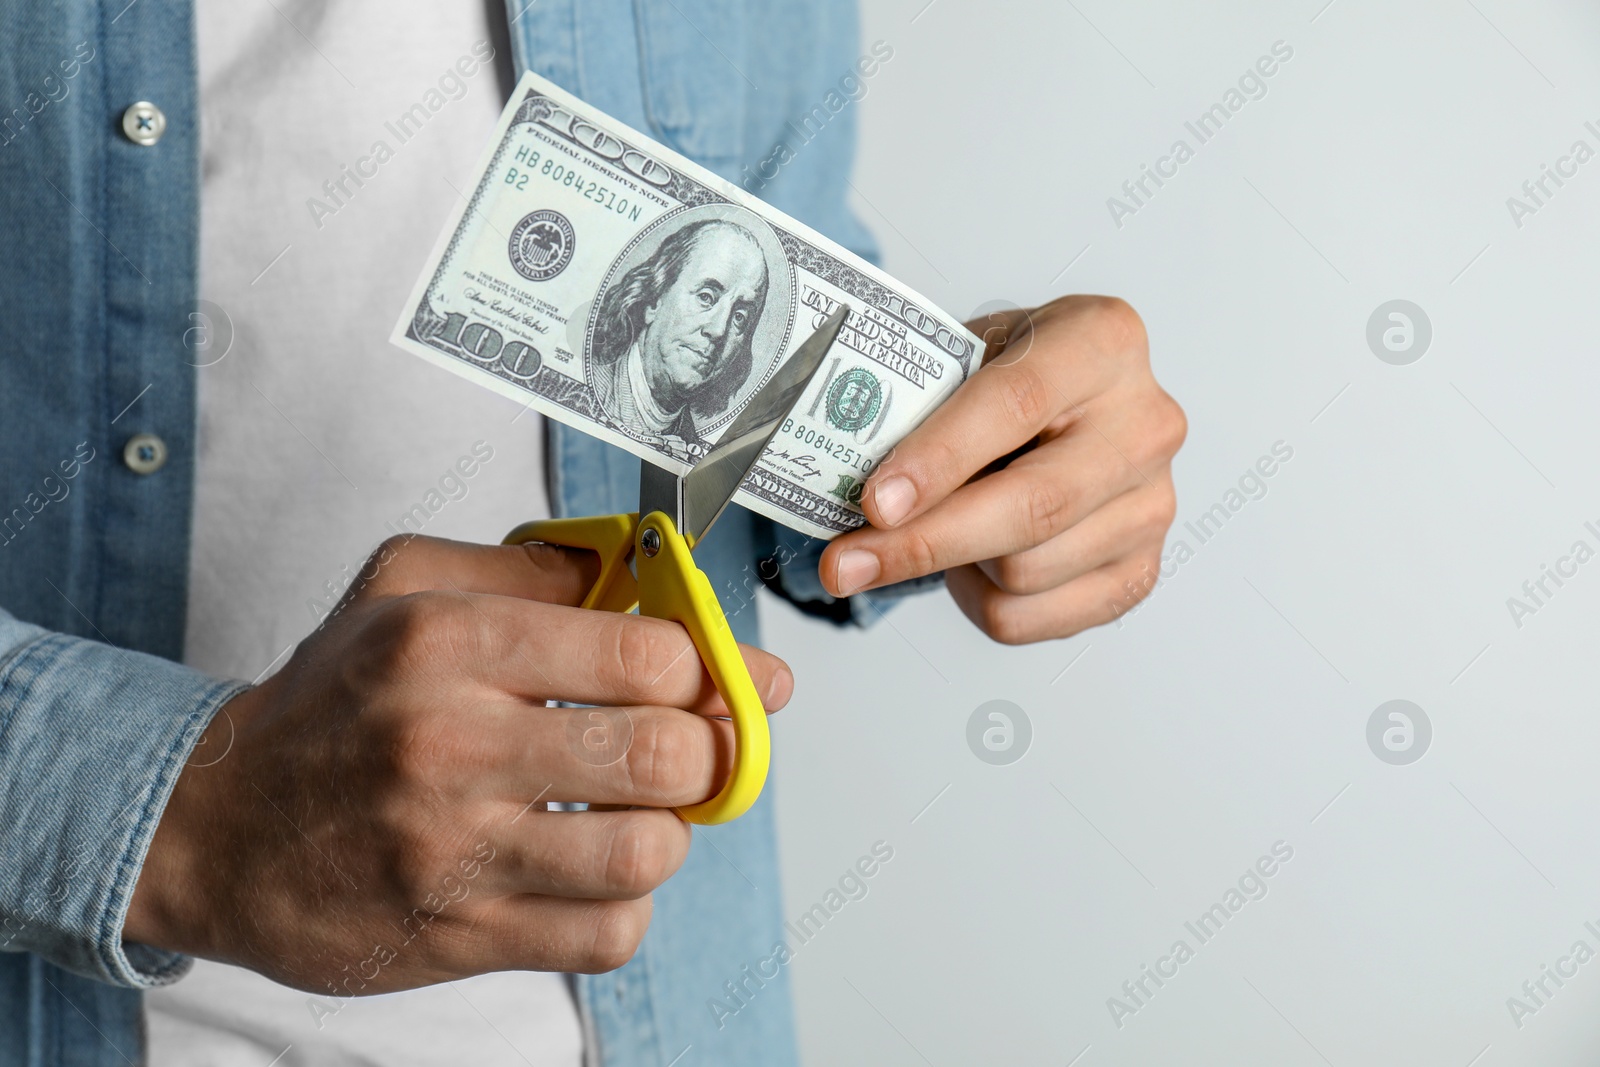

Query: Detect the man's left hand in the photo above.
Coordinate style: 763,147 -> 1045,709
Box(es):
819,295 -> 1186,644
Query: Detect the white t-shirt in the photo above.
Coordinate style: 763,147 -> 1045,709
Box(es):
149,2 -> 582,1064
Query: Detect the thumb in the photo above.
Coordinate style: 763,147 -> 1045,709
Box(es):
355,533 -> 602,606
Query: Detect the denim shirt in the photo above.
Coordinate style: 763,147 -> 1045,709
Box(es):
0,2 -> 933,1065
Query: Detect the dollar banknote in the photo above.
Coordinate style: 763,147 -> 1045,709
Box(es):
392,70 -> 981,540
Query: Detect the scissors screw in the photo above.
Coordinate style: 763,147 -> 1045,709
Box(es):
640,527 -> 661,557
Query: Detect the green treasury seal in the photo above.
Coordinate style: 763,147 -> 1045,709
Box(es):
825,367 -> 882,432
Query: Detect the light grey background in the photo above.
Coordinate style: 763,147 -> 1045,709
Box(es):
765,1 -> 1600,1064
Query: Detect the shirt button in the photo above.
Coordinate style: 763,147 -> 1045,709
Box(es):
121,102 -> 166,146
123,433 -> 169,475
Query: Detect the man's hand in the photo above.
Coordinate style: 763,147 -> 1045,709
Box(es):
126,534 -> 792,993
820,295 -> 1185,644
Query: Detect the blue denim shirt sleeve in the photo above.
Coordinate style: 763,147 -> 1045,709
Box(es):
0,609 -> 246,988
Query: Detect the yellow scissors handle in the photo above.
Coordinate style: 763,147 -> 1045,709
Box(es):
634,511 -> 769,825
504,511 -> 769,825
504,513 -> 640,614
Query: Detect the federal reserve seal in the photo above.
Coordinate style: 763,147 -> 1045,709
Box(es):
508,210 -> 575,281
825,367 -> 882,432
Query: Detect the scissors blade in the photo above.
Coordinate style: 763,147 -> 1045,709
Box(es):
677,303 -> 849,543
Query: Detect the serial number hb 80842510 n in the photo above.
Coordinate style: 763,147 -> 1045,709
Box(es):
507,145 -> 643,222
778,417 -> 876,475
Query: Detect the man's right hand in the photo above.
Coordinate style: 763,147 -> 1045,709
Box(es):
124,534 -> 792,995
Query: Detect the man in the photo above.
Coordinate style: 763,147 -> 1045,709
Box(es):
589,217 -> 771,452
0,1 -> 1185,1065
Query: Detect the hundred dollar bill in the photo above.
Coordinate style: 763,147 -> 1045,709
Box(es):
392,70 -> 981,540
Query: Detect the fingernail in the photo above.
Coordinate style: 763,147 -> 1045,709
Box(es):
835,549 -> 881,594
766,668 -> 794,709
873,476 -> 916,527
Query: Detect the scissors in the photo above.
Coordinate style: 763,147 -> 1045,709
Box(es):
504,305 -> 849,825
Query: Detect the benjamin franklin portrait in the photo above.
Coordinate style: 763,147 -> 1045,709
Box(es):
587,207 -> 793,452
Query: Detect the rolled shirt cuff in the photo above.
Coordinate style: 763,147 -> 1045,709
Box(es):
0,612 -> 247,987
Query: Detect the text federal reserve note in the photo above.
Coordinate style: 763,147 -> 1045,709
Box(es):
392,70 -> 981,539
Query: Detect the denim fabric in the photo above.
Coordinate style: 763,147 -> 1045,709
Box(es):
0,617 -> 247,985
0,0 -> 201,662
0,1 -> 930,1064
0,1 -> 226,1064
517,5 -> 904,1062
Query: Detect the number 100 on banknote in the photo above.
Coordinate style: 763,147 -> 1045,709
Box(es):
392,70 -> 981,539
